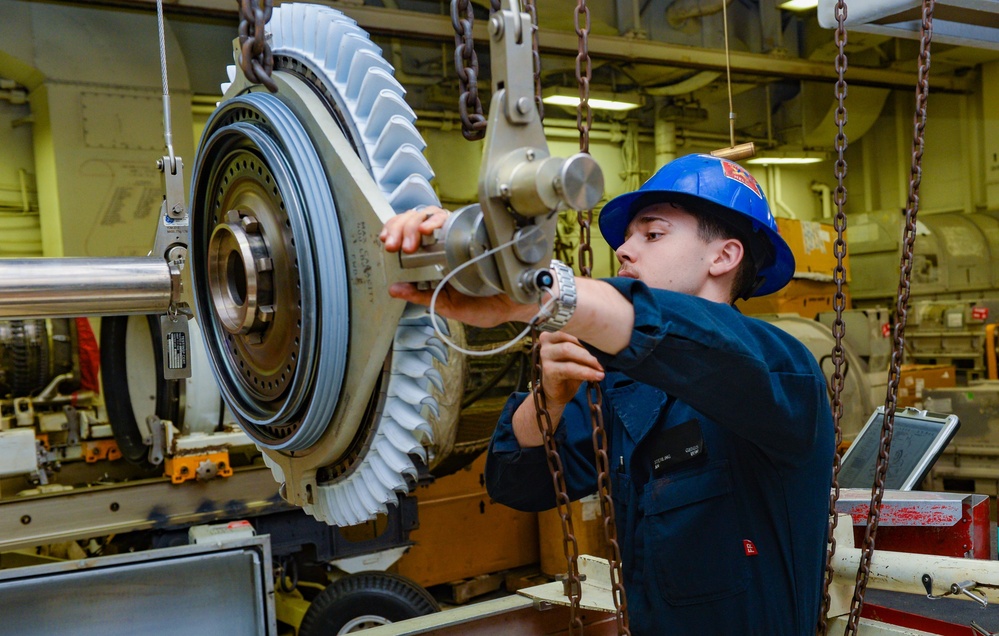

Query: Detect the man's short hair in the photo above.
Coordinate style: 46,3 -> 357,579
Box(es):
692,212 -> 758,304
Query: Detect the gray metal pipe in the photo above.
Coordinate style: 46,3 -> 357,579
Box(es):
0,257 -> 174,318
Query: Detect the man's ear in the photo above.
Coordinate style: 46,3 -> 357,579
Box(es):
708,238 -> 744,277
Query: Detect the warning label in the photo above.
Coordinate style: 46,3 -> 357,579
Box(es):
166,332 -> 188,370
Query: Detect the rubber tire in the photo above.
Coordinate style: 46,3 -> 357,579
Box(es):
298,572 -> 439,636
100,315 -> 180,466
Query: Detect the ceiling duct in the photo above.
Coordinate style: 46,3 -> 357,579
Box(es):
774,81 -> 891,148
646,70 -> 722,96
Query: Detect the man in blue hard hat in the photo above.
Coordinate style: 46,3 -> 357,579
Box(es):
380,154 -> 834,635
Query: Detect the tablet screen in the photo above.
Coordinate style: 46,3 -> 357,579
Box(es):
838,408 -> 960,491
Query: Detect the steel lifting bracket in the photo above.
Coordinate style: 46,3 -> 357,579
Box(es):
153,155 -> 189,303
396,2 -> 604,304
555,572 -> 587,598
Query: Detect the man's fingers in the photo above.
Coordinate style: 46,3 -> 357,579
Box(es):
399,211 -> 432,252
541,339 -> 604,373
539,331 -> 580,346
379,206 -> 449,253
549,361 -> 605,383
388,283 -> 431,305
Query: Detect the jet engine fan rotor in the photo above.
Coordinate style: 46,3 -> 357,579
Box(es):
190,4 -> 464,526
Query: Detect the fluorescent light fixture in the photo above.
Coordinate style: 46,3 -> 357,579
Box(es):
542,87 -> 644,112
745,150 -> 829,166
778,0 -> 818,11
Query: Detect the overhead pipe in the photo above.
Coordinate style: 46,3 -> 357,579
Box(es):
811,182 -> 833,220
413,110 -> 654,143
675,128 -> 772,146
654,98 -> 678,169
666,0 -> 736,28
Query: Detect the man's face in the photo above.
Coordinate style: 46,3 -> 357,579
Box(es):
615,203 -> 720,296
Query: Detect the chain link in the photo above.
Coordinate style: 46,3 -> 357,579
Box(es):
237,0 -> 277,93
574,0 -> 628,632
530,325 -> 584,635
574,0 -> 595,279
450,1 -> 541,141
526,0 -> 544,122
586,382 -> 631,635
448,1 -> 623,630
844,2 -> 935,634
574,0 -> 593,154
451,0 -> 489,141
816,3 -> 849,633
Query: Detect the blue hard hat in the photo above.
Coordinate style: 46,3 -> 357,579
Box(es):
598,153 -> 795,297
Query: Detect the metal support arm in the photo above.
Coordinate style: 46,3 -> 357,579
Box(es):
394,4 -> 604,304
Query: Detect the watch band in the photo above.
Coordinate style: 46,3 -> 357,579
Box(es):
539,259 -> 577,333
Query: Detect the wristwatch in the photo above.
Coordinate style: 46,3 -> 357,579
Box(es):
538,259 -> 577,332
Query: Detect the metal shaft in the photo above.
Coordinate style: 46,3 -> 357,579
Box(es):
0,257 -> 174,318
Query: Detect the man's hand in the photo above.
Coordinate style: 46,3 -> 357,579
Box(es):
379,206 -> 536,328
380,207 -> 634,355
511,331 -> 604,448
379,204 -> 449,254
534,331 -> 605,404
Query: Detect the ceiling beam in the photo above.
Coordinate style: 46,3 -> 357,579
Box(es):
63,0 -> 976,92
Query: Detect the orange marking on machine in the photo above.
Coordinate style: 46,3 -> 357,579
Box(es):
164,451 -> 234,484
83,439 -> 122,463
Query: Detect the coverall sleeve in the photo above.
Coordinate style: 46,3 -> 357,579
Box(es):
586,278 -> 826,466
485,390 -> 599,512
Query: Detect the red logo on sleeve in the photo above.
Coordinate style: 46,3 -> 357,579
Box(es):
743,540 -> 758,556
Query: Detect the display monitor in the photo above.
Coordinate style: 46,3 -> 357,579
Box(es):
838,407 -> 960,491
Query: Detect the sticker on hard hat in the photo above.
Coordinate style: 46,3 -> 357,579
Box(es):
721,160 -> 762,199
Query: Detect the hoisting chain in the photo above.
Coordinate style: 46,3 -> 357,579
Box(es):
526,0 -> 544,122
451,0 -> 542,141
586,382 -> 631,635
237,0 -> 277,93
844,2 -> 935,634
575,0 -> 629,632
529,324 -> 584,635
450,0 -> 492,141
574,0 -> 593,154
816,2 -> 849,634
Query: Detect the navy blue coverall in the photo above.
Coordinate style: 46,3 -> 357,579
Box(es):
485,279 -> 834,635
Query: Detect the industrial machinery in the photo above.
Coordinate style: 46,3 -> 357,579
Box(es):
5,1 -> 999,634
187,4 -> 463,527
850,210 -> 999,304
0,7 -> 571,630
847,210 -> 999,389
0,0 -> 598,531
0,312 -> 253,496
0,317 -> 108,490
184,2 -> 600,528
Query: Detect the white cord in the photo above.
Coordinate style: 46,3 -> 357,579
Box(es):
427,225 -> 556,357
